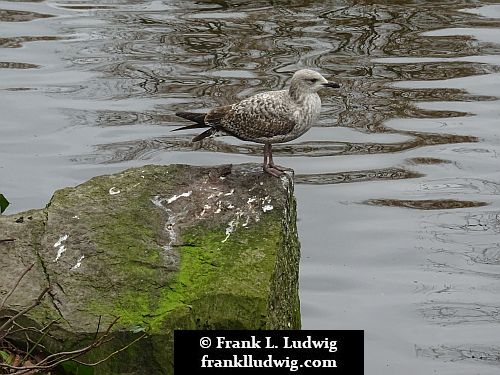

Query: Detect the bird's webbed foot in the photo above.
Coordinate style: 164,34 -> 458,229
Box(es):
263,143 -> 294,177
263,163 -> 294,178
269,163 -> 294,174
263,164 -> 284,178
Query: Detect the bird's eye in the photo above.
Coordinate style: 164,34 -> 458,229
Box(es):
308,78 -> 318,83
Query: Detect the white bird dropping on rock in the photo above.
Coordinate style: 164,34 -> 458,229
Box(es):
174,69 -> 340,177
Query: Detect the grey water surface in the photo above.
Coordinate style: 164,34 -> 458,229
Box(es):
1,1 -> 500,374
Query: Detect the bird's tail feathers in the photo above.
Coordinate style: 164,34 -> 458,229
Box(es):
172,123 -> 207,132
173,111 -> 209,132
175,111 -> 206,125
192,128 -> 216,142
174,111 -> 216,141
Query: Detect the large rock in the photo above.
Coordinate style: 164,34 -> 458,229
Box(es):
0,164 -> 300,374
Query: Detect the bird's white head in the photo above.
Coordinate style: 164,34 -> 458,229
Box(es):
289,69 -> 340,100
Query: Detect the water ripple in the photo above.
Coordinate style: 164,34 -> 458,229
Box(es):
3,2 -> 500,373
418,302 -> 500,325
295,167 -> 422,185
416,345 -> 500,366
0,8 -> 53,22
365,199 -> 488,210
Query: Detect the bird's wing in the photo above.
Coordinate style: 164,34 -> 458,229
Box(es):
205,105 -> 233,126
208,92 -> 296,141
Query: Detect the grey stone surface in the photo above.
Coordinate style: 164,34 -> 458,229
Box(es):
0,164 -> 300,374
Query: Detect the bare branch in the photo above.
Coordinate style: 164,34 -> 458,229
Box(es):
0,275 -> 143,375
10,318 -> 59,335
0,286 -> 50,332
75,332 -> 147,367
94,315 -> 102,341
0,321 -> 14,341
0,263 -> 34,310
22,320 -> 56,363
35,317 -> 119,367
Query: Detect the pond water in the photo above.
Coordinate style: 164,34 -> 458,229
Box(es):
1,0 -> 500,373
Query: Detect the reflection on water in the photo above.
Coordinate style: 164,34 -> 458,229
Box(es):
419,301 -> 500,325
416,344 -> 500,367
89,132 -> 477,164
295,167 -> 423,185
0,61 -> 39,69
0,35 -> 61,48
2,0 -> 500,373
365,198 -> 488,210
0,8 -> 53,22
407,157 -> 453,165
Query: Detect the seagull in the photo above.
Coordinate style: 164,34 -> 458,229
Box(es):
174,69 -> 340,177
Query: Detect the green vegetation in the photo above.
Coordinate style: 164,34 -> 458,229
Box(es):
0,194 -> 8,213
0,165 -> 300,374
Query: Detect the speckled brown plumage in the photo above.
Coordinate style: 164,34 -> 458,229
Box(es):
175,69 -> 340,177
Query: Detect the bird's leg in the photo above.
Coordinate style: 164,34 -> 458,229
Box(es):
267,144 -> 294,174
263,144 -> 283,177
263,143 -> 269,166
263,144 -> 293,177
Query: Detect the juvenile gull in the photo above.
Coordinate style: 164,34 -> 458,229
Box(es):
174,69 -> 340,177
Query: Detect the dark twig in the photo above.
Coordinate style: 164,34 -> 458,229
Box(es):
0,322 -> 14,341
0,263 -> 34,310
21,320 -> 56,363
0,317 -> 126,373
0,286 -> 50,333
75,332 -> 147,367
94,315 -> 102,341
8,318 -> 59,338
0,265 -> 145,375
33,316 -> 120,369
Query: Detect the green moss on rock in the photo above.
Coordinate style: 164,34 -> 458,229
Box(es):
0,164 -> 301,375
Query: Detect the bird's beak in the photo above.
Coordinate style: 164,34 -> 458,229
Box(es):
322,82 -> 341,88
